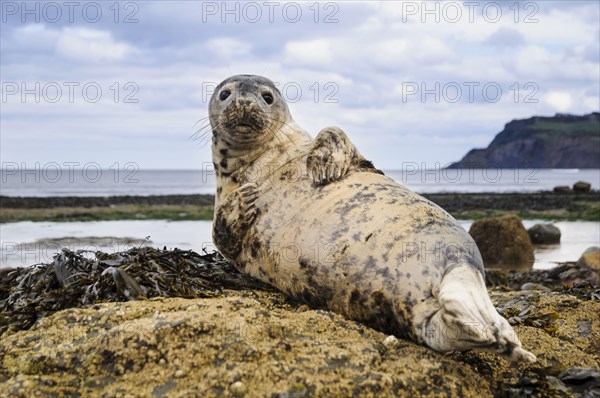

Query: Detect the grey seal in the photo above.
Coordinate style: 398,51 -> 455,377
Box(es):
209,74 -> 536,363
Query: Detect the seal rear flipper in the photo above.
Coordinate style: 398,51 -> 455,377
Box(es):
412,264 -> 537,363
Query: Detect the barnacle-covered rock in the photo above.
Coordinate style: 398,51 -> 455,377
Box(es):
1,249 -> 598,397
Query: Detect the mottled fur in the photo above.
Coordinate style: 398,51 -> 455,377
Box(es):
209,75 -> 536,363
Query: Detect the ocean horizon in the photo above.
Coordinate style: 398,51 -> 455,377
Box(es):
1,168 -> 598,197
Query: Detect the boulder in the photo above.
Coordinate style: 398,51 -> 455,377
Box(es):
469,214 -> 534,269
577,247 -> 600,272
528,224 -> 561,244
553,186 -> 572,193
573,181 -> 592,193
3,248 -> 600,397
1,290 -> 599,397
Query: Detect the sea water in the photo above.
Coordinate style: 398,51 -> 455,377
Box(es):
1,169 -> 599,196
1,220 -> 598,270
1,168 -> 598,270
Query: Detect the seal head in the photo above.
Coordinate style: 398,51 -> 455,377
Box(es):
209,75 -> 291,148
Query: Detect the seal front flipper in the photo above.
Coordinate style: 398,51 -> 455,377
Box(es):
237,182 -> 259,227
307,127 -> 359,186
213,182 -> 259,260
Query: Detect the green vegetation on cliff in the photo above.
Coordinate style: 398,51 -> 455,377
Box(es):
449,112 -> 600,168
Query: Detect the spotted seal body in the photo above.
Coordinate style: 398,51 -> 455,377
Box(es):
210,75 -> 536,362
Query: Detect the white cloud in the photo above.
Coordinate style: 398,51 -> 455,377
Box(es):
283,39 -> 333,67
512,45 -> 554,80
11,24 -> 60,47
513,44 -> 600,82
514,7 -> 598,48
1,1 -> 598,169
368,39 -> 409,68
413,36 -> 455,63
545,91 -> 573,112
485,27 -> 526,48
583,96 -> 600,112
56,28 -> 133,62
205,38 -> 252,60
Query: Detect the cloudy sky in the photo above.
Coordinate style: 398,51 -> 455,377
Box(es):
1,0 -> 599,170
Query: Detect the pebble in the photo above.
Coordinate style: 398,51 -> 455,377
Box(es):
153,311 -> 166,319
383,335 -> 398,348
544,376 -> 570,393
521,283 -> 551,292
230,381 -> 246,396
174,369 -> 185,378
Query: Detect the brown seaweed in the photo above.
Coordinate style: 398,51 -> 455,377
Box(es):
0,247 -> 273,337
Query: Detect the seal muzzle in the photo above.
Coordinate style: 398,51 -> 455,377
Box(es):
222,97 -> 269,136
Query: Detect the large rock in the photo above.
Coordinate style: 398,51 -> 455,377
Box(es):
528,223 -> 561,244
577,247 -> 600,272
573,181 -> 592,193
469,214 -> 534,269
553,185 -> 573,194
1,290 -> 599,397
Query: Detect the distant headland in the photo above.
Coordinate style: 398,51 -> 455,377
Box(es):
448,112 -> 600,169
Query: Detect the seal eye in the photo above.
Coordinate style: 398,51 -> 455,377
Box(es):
262,92 -> 274,105
219,90 -> 231,101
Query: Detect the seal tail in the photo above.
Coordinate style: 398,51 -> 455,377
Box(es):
412,264 -> 537,363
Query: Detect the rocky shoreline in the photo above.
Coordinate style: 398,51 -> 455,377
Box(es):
0,194 -> 215,209
1,248 -> 598,397
1,191 -> 599,222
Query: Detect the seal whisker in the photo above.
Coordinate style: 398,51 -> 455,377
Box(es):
192,116 -> 210,128
264,122 -> 287,148
192,113 -> 223,128
190,124 -> 216,147
191,117 -> 228,148
261,116 -> 301,151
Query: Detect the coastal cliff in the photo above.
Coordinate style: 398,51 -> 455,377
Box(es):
449,113 -> 600,169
